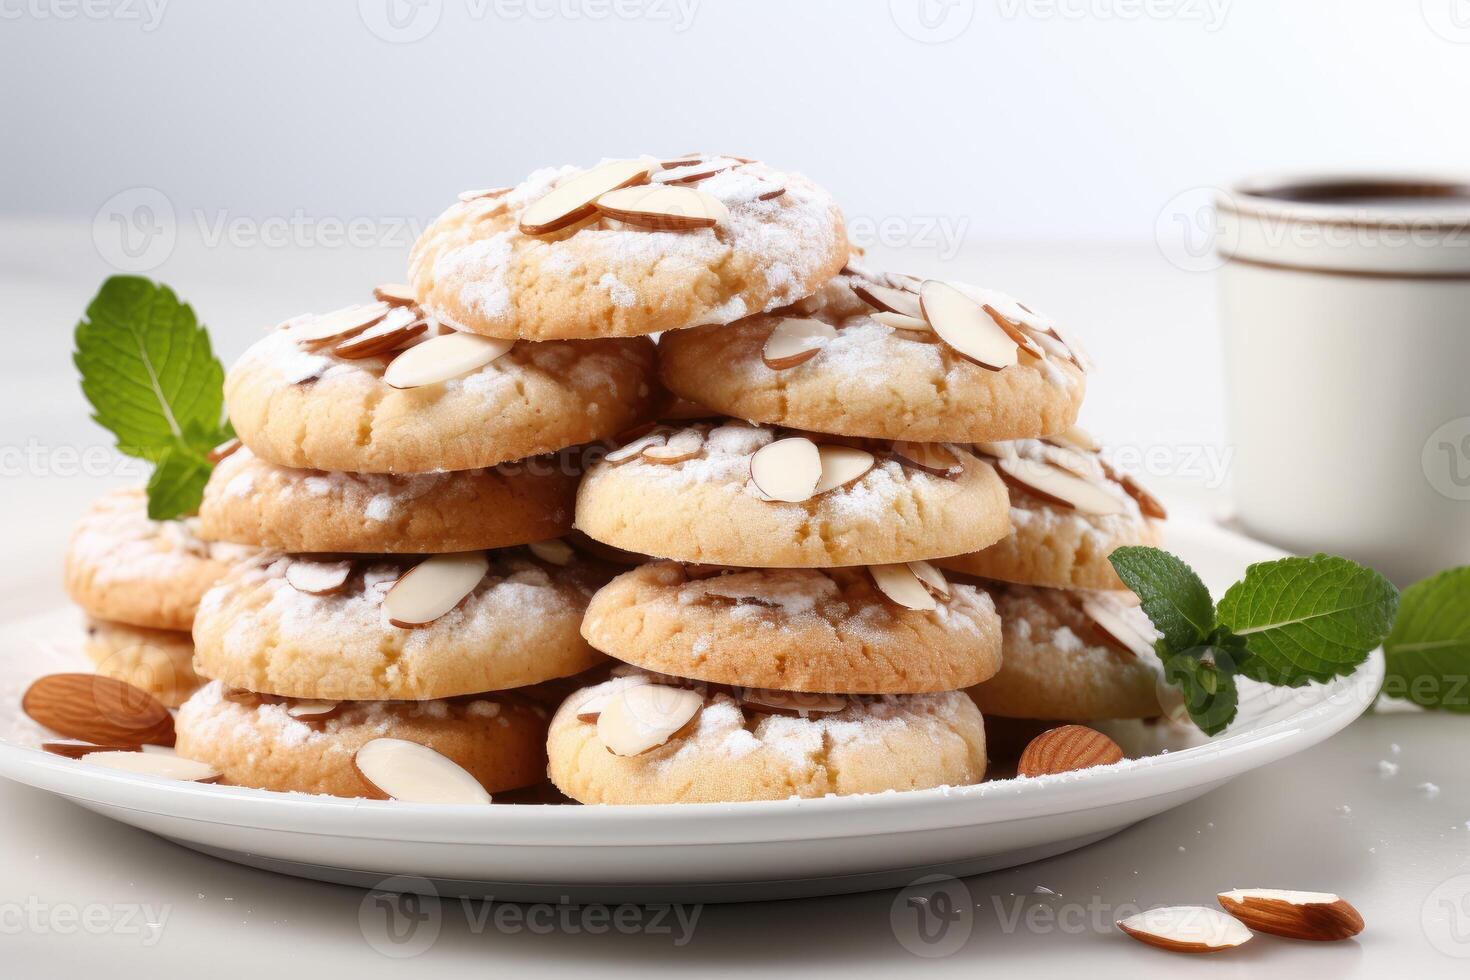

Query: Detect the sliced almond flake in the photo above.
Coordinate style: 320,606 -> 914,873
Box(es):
853,282 -> 923,319
738,689 -> 848,717
762,317 -> 837,369
891,442 -> 964,476
907,560 -> 951,598
207,438 -> 242,465
284,558 -> 354,596
813,445 -> 875,494
596,684 -> 703,756
871,311 -> 932,333
574,675 -> 655,722
641,429 -> 705,464
756,184 -> 786,201
749,437 -> 822,502
372,282 -> 418,306
594,185 -> 729,231
383,332 -> 514,389
296,302 -> 392,345
996,456 -> 1124,515
1079,593 -> 1157,661
333,307 -> 426,360
528,538 -> 576,566
652,157 -> 738,184
384,552 -> 489,628
869,563 -> 938,611
606,431 -> 668,463
519,159 -> 653,235
354,738 -> 491,804
286,700 -> 342,720
920,281 -> 1019,371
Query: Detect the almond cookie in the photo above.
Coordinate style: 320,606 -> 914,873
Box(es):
574,422 -> 1010,567
547,673 -> 987,804
83,619 -> 202,709
658,265 -> 1085,442
224,304 -> 659,474
940,433 -> 1166,590
192,550 -> 609,700
175,681 -> 547,797
64,487 -> 253,632
581,561 -> 1002,693
199,445 -> 577,554
408,155 -> 848,341
965,584 -> 1162,721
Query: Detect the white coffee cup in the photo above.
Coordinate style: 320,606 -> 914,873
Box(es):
1215,175 -> 1470,585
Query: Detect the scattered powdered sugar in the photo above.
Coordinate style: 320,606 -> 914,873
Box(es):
68,487 -> 238,586
364,495 -> 395,522
598,272 -> 637,308
677,569 -> 841,618
434,230 -> 515,321
178,681 -> 514,754
428,159 -> 838,328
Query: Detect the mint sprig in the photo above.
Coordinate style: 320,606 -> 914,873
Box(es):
1383,567 -> 1470,713
1109,547 -> 1398,735
74,276 -> 232,520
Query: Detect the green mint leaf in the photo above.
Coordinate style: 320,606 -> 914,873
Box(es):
1108,546 -> 1215,653
73,276 -> 229,459
1163,648 -> 1240,736
145,442 -> 214,521
1382,566 -> 1470,713
1217,554 -> 1398,685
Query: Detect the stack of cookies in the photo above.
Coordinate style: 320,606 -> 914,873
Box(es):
544,251 -> 1117,804
45,152 -> 1174,804
167,276 -> 664,799
62,488 -> 246,708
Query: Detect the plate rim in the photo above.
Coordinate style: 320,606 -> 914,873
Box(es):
0,519 -> 1381,847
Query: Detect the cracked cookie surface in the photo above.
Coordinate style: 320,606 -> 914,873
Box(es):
199,446 -> 577,554
191,551 -> 609,700
176,680 -> 548,797
581,561 -> 1002,693
966,584 -> 1162,720
940,439 -> 1164,590
65,487 -> 253,632
224,322 -> 658,474
408,157 -> 848,340
574,422 -> 1010,567
658,275 -> 1084,442
546,676 -> 987,804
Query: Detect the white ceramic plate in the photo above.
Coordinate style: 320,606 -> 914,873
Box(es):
0,520 -> 1380,904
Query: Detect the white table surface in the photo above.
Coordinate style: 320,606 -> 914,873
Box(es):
1,222 -> 1467,977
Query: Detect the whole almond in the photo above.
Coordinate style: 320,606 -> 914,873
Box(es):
23,673 -> 175,747
1017,724 -> 1123,777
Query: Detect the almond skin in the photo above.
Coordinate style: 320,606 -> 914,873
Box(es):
1017,724 -> 1123,777
1217,890 -> 1364,941
23,673 -> 175,747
